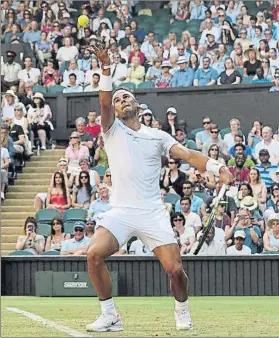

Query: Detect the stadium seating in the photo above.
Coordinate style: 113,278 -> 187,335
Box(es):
63,209 -> 87,222
36,210 -> 61,225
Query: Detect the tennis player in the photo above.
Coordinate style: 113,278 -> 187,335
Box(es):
86,42 -> 233,332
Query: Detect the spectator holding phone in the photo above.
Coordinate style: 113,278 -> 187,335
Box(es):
15,217 -> 45,255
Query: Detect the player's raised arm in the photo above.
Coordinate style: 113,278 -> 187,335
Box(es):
88,43 -> 114,133
170,143 -> 233,185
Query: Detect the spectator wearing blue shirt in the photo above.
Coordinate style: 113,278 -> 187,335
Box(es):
60,222 -> 91,255
190,0 -> 207,20
193,57 -> 218,86
63,73 -> 83,94
77,50 -> 92,72
233,208 -> 262,254
171,57 -> 194,87
88,184 -> 111,221
195,117 -> 212,150
266,16 -> 278,40
175,181 -> 204,215
255,149 -> 278,189
23,21 -> 41,44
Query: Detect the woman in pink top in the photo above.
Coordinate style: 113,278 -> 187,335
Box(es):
65,131 -> 89,175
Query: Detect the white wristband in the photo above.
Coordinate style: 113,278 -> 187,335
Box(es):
99,74 -> 113,91
206,158 -> 224,177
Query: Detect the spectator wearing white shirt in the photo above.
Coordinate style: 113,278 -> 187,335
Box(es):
191,226 -> 226,255
85,58 -> 101,84
226,0 -> 238,24
141,31 -> 157,62
226,230 -> 251,255
1,90 -> 18,119
129,238 -> 153,256
162,39 -> 178,60
224,118 -> 245,149
1,50 -> 22,92
180,197 -> 202,234
111,53 -> 128,86
56,37 -> 79,64
200,19 -> 221,44
63,73 -> 83,94
62,59 -> 85,86
84,73 -> 100,92
255,126 -> 279,165
269,48 -> 279,74
18,57 -> 40,93
92,8 -> 112,33
264,28 -> 277,48
112,20 -> 125,41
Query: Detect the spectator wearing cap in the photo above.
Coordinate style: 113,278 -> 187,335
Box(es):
1,90 -> 18,119
161,107 -> 179,137
155,60 -> 173,88
270,74 -> 279,92
263,213 -> 279,252
87,184 -> 111,221
140,109 -> 153,127
255,127 -> 279,165
232,208 -> 262,254
23,21 -> 41,44
27,92 -> 52,150
18,56 -> 40,92
202,123 -> 229,158
226,230 -> 252,255
193,57 -> 218,86
110,53 -> 128,87
62,73 -> 83,93
255,149 -> 279,189
1,51 -> 22,92
205,32 -> 219,51
171,56 -> 194,87
195,117 -> 213,150
65,131 -> 90,175
199,19 -> 221,44
60,222 -> 91,256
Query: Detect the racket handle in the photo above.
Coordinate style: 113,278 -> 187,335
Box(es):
217,184 -> 228,200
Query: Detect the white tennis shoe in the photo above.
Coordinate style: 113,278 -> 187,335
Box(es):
86,313 -> 124,332
175,309 -> 193,330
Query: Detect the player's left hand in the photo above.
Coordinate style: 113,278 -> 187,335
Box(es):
219,167 -> 234,185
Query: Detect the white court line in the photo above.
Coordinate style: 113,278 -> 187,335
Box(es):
6,307 -> 92,337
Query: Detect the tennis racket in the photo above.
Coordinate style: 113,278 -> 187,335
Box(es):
193,184 -> 229,255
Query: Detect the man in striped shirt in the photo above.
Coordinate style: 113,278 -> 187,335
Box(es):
255,149 -> 278,191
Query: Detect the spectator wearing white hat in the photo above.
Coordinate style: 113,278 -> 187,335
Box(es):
140,109 -> 153,128
155,60 -> 173,88
171,56 -> 194,87
263,214 -> 279,252
1,90 -> 18,119
162,107 -> 179,137
193,57 -> 218,86
226,230 -> 251,255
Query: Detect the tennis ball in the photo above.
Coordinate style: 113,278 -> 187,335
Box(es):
78,15 -> 89,27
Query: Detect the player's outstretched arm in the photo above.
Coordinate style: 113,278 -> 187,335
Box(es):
88,43 -> 114,133
170,143 -> 233,185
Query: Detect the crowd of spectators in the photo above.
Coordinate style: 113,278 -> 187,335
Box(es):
1,0 -> 279,94
12,103 -> 279,256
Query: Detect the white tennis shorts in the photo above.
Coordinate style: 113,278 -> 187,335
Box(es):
95,207 -> 177,251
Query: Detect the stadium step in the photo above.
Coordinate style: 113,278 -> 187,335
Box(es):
1,147 -> 65,255
1,206 -> 34,212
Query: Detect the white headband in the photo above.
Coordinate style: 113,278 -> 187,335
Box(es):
112,89 -> 135,106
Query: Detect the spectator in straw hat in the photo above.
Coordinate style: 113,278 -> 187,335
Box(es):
243,47 -> 262,77
171,56 -> 194,87
263,213 -> 279,252
155,60 -> 173,88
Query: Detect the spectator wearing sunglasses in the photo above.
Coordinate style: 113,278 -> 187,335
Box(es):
175,181 -> 204,215
195,117 -> 213,150
162,158 -> 187,197
171,212 -> 195,255
45,217 -> 70,252
60,221 -> 91,256
202,123 -> 229,158
72,171 -> 95,210
103,168 -> 112,191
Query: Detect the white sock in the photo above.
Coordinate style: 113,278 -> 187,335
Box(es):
100,298 -> 117,315
175,299 -> 189,312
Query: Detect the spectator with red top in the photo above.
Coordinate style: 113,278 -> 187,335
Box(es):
85,111 -> 101,141
228,154 -> 250,187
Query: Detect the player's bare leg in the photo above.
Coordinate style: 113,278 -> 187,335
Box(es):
154,243 -> 193,330
86,226 -> 123,332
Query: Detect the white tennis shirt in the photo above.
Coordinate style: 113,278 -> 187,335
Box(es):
103,119 -> 178,210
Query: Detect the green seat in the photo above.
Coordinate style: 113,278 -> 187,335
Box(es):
8,250 -> 36,256
92,165 -> 108,178
190,127 -> 204,141
165,193 -> 180,206
153,8 -> 171,18
137,81 -> 155,89
48,85 -> 65,93
35,209 -> 61,225
41,250 -> 60,256
220,127 -> 231,139
63,208 -> 87,222
242,76 -> 253,84
37,223 -> 51,237
118,82 -> 136,90
64,221 -> 75,235
32,85 -> 47,94
194,191 -> 208,202
235,67 -> 243,76
186,140 -> 197,150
